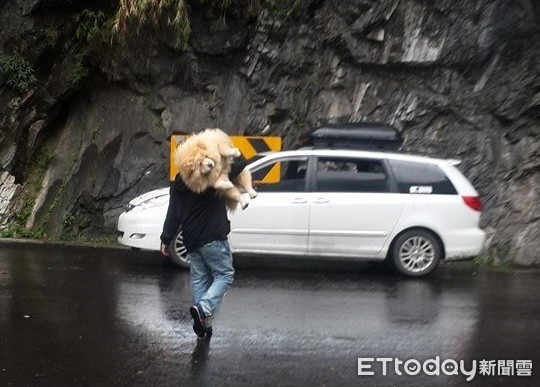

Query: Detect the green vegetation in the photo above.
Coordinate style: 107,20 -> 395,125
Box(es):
69,9 -> 113,85
0,53 -> 37,92
76,234 -> 119,245
75,10 -> 110,44
60,213 -> 77,241
37,139 -> 83,240
113,0 -> 191,49
0,2 -> 301,91
0,149 -> 55,239
75,9 -> 108,43
45,26 -> 60,47
472,253 -> 515,271
111,0 -> 301,50
443,253 -> 517,272
69,53 -> 89,84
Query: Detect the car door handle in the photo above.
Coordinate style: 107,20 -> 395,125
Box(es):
313,198 -> 330,204
292,198 -> 308,204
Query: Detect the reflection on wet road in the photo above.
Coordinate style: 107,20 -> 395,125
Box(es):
1,243 -> 539,386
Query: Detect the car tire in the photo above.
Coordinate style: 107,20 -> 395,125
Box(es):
168,228 -> 190,269
391,230 -> 441,277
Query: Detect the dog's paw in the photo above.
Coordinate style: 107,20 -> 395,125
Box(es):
215,180 -> 234,190
248,189 -> 258,199
240,194 -> 251,210
226,148 -> 241,158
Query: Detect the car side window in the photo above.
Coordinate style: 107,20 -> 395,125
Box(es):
315,157 -> 390,193
251,158 -> 308,192
389,160 -> 457,194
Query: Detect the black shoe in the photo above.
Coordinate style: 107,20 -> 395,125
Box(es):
190,304 -> 206,338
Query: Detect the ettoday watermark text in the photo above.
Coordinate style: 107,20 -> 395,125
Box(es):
358,357 -> 532,381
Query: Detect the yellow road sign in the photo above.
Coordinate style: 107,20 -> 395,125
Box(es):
170,134 -> 281,181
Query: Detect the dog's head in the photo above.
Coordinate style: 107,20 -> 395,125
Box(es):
176,140 -> 222,192
188,141 -> 220,176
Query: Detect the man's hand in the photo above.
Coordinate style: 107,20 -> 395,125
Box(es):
160,243 -> 170,256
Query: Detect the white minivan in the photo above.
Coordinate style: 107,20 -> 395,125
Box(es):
117,148 -> 485,277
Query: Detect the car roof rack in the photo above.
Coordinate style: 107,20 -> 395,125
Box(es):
307,122 -> 403,151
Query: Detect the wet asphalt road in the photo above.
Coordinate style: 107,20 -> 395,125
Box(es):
0,243 -> 539,387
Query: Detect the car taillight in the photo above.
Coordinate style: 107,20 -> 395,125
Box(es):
462,196 -> 482,212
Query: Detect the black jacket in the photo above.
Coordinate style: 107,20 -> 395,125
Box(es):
160,159 -> 247,252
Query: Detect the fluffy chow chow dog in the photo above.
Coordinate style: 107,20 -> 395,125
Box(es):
175,128 -> 258,209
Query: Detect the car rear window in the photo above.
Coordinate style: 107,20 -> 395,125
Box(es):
389,160 -> 457,194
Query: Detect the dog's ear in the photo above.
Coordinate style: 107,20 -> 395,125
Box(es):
196,141 -> 207,151
185,161 -> 195,177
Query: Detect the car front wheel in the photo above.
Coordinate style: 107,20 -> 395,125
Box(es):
391,230 -> 441,277
168,228 -> 189,269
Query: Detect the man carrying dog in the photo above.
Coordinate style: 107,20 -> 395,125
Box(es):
160,158 -> 247,340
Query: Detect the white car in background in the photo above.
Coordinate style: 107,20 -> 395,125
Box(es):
117,148 -> 485,277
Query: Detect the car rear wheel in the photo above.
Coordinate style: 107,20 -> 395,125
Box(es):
391,230 -> 441,277
168,228 -> 189,269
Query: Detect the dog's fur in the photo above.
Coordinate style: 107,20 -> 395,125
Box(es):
175,128 -> 257,210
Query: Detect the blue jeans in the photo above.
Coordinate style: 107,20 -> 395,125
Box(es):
188,239 -> 234,317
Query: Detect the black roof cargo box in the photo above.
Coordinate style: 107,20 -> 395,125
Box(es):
308,122 -> 403,150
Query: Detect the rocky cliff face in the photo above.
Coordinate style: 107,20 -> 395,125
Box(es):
0,0 -> 538,264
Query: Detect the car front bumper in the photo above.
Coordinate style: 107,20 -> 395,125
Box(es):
117,211 -> 163,251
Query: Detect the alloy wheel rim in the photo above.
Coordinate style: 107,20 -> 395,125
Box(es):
399,236 -> 435,273
174,233 -> 189,263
